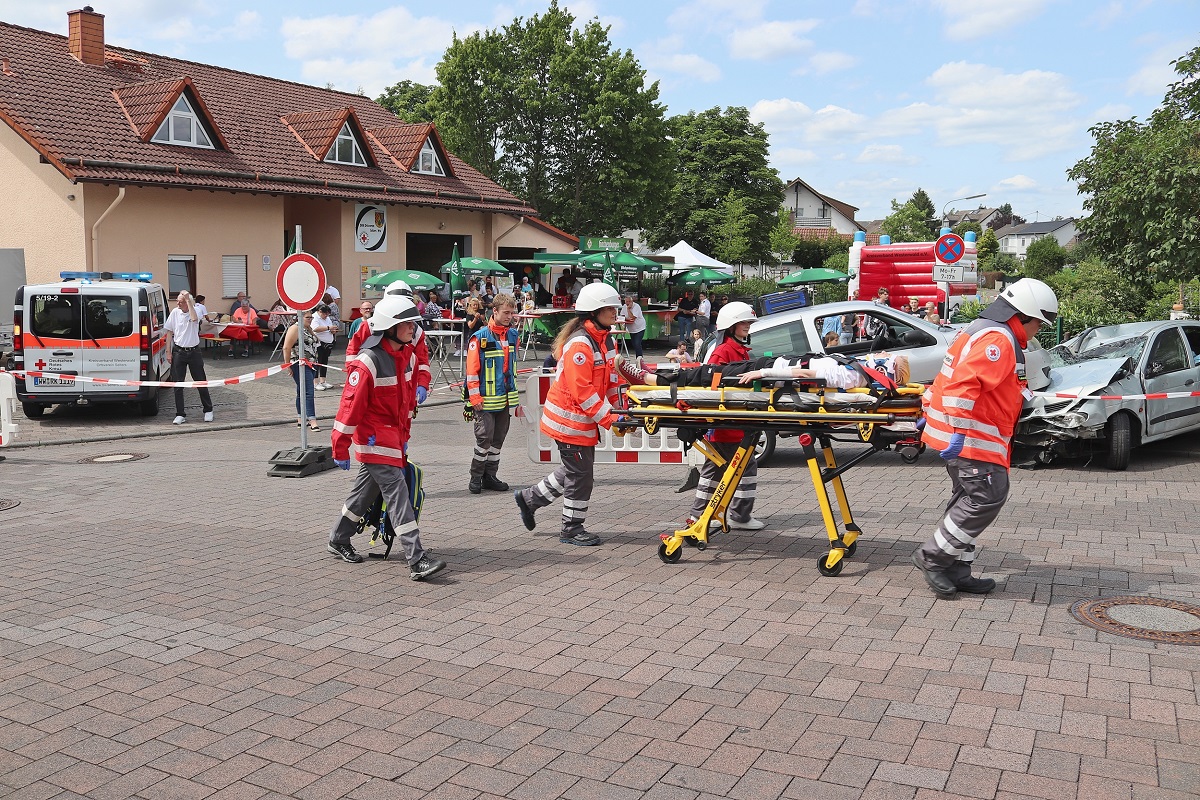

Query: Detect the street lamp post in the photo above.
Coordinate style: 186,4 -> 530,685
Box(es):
942,193 -> 987,226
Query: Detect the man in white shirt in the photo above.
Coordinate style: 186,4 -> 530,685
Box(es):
164,291 -> 214,425
696,292 -> 712,337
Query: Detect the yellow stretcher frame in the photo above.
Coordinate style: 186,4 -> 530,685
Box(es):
621,380 -> 927,575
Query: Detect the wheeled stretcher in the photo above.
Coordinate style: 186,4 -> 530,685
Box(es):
620,373 -> 926,575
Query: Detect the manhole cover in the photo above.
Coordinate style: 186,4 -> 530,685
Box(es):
1070,596 -> 1200,645
77,453 -> 149,464
0,499 -> 18,511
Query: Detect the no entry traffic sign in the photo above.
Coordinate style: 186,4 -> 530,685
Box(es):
276,253 -> 327,311
935,233 -> 965,264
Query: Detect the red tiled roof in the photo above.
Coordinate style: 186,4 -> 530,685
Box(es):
366,122 -> 458,180
0,20 -> 534,215
280,108 -> 362,162
112,76 -> 229,149
522,216 -> 577,246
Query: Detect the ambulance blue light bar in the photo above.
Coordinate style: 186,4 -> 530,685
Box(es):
60,271 -> 154,283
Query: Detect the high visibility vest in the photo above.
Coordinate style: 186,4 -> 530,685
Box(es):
540,325 -> 620,446
468,326 -> 519,411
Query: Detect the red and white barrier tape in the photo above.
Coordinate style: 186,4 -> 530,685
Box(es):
8,365 -> 290,389
1032,390 -> 1200,401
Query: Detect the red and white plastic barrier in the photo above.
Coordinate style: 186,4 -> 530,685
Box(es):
520,372 -> 686,465
0,371 -> 18,447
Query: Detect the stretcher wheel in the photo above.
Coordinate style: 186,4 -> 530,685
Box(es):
817,553 -> 845,576
845,541 -> 857,557
644,416 -> 659,435
682,535 -> 704,549
658,542 -> 682,564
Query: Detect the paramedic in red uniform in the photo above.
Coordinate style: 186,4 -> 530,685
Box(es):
514,284 -> 624,546
328,294 -> 445,581
346,280 -> 431,407
912,279 -> 1058,598
684,302 -> 765,531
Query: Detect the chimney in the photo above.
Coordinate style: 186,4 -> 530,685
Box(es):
68,7 -> 105,66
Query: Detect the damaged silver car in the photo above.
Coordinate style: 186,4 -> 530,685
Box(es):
1014,321 -> 1200,470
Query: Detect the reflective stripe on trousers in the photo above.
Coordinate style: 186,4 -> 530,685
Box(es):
916,457 -> 1009,570
470,409 -> 511,479
522,442 -> 595,534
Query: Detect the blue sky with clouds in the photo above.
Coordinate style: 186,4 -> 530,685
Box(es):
3,1 -> 1195,222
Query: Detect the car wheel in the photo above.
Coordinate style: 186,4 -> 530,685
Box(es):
139,391 -> 159,417
753,431 -> 776,466
1105,413 -> 1132,471
22,402 -> 45,419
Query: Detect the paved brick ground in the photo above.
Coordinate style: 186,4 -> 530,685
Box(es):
2,346 -> 1199,799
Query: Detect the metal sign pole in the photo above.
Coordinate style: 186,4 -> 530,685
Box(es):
296,305 -> 307,449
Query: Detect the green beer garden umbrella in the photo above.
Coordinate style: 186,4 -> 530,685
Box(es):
777,267 -> 849,287
363,269 -> 443,291
578,250 -> 661,272
667,267 -> 736,287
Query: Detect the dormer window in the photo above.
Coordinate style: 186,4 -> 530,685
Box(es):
151,95 -> 214,149
325,122 -> 367,166
414,139 -> 445,176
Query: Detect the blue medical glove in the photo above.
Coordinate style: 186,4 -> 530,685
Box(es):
367,435 -> 376,446
416,386 -> 428,405
939,432 -> 965,460
334,458 -> 351,470
915,416 -> 926,432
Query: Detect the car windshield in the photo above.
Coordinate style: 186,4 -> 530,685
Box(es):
1048,335 -> 1147,367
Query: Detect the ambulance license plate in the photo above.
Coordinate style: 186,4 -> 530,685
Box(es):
33,376 -> 75,387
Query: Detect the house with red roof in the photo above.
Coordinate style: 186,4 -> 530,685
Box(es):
0,7 -> 575,302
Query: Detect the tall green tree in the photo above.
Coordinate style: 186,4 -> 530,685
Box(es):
644,106 -> 783,263
1023,236 -> 1067,280
376,80 -> 436,123
881,199 -> 932,242
1068,45 -> 1200,286
427,1 -> 671,235
712,192 -> 753,265
768,205 -> 802,266
910,188 -> 937,236
976,227 -> 1000,268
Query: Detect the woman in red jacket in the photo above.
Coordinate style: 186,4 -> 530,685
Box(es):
515,283 -> 623,546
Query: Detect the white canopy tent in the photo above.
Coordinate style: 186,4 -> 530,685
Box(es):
658,240 -> 734,273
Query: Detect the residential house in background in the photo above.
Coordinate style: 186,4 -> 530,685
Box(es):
944,206 -> 1003,230
783,178 -> 865,242
0,8 -> 571,306
995,219 -> 1078,260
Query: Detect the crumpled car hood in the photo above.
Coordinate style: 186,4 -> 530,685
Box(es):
1043,357 -> 1131,398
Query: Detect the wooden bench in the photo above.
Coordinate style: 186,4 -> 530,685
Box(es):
200,335 -> 231,357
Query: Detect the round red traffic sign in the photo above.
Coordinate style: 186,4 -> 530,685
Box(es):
936,233 -> 965,264
276,253 -> 327,311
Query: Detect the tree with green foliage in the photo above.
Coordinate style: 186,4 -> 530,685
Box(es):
976,227 -> 1000,268
910,188 -> 937,236
881,199 -> 932,242
644,106 -> 783,264
768,205 -> 802,267
712,192 -> 753,265
1045,257 -> 1148,340
991,203 -> 1025,229
953,220 -> 982,240
426,1 -> 672,235
1068,45 -> 1200,286
376,80 -> 436,123
1023,237 -> 1067,280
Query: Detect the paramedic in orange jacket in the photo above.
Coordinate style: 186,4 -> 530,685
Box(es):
346,280 -> 432,406
514,283 -> 623,546
911,279 -> 1058,599
328,294 -> 445,581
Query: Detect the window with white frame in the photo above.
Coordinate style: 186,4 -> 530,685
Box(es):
325,122 -> 368,166
221,255 -> 248,298
413,139 -> 446,176
151,95 -> 214,149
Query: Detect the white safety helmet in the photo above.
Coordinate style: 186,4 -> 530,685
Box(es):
369,295 -> 421,333
384,280 -> 413,297
715,301 -> 757,331
575,283 -> 622,312
1000,278 -> 1058,324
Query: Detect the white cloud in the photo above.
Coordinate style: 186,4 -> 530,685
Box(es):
995,175 -> 1038,191
644,52 -> 722,83
855,144 -> 918,165
931,0 -> 1050,41
806,105 -> 869,143
729,19 -> 819,61
666,0 -> 767,30
874,103 -> 944,137
1125,40 -> 1190,97
808,51 -> 857,75
749,98 -> 814,132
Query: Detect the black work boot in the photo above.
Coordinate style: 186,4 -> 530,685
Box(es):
910,551 -> 956,598
482,474 -> 509,492
468,476 -> 483,494
946,561 -> 996,594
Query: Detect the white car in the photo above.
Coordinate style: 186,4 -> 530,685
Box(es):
1015,320 -> 1200,470
745,301 -> 959,463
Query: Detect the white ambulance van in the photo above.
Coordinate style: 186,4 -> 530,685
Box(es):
13,272 -> 170,418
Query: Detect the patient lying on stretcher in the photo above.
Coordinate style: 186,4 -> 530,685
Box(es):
617,353 -> 909,390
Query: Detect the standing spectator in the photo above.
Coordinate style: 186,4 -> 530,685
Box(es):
709,294 -> 726,331
820,313 -> 842,344
163,290 -> 214,425
906,297 -> 922,316
874,287 -> 891,307
193,294 -> 209,320
676,290 -> 699,340
322,292 -> 341,339
347,301 -> 373,339
690,327 -> 705,361
282,311 -> 320,430
465,294 -> 520,494
696,292 -> 712,337
460,297 -> 487,357
912,279 -> 1058,598
620,294 -> 646,361
840,308 -> 857,345
514,284 -> 624,546
328,294 -> 445,580
311,304 -> 336,390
